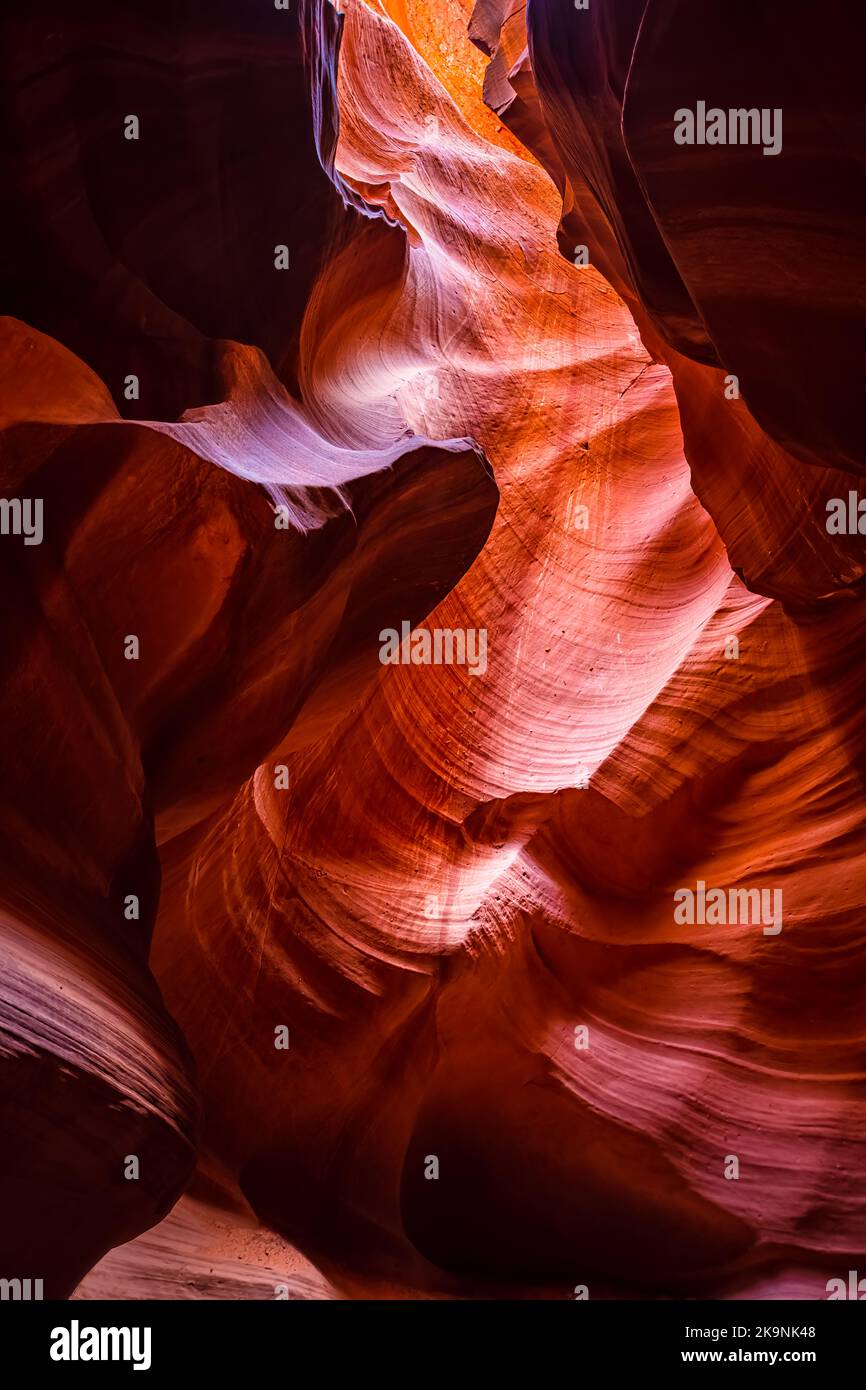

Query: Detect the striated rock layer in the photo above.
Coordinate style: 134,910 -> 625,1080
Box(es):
0,0 -> 864,1299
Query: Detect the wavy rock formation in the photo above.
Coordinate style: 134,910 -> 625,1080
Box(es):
1,0 -> 864,1300
522,0 -> 866,602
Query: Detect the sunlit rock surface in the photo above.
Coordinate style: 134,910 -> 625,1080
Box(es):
0,0 -> 863,1300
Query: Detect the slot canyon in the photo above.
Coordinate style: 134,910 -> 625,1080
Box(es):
0,0 -> 864,1301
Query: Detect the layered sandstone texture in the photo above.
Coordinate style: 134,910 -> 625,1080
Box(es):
0,0 -> 863,1299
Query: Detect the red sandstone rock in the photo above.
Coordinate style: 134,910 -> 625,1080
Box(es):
1,0 -> 864,1302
